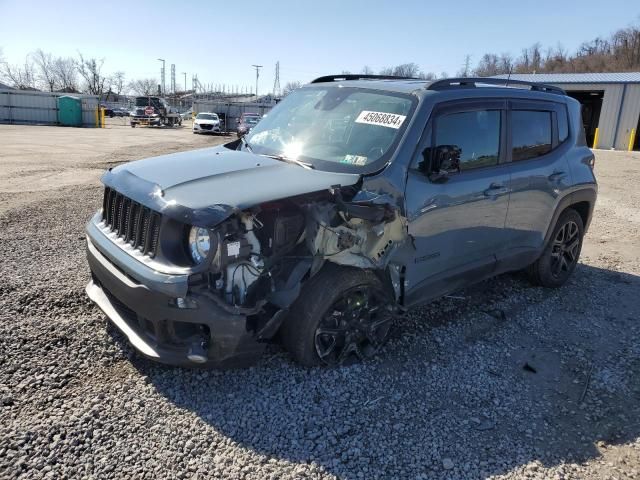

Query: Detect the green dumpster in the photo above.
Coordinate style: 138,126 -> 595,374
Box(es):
57,96 -> 82,126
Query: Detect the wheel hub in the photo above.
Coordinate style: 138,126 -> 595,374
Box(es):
314,287 -> 392,366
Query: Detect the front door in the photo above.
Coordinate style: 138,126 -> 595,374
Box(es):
403,100 -> 511,306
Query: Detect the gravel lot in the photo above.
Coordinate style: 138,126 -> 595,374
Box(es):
1,124 -> 639,480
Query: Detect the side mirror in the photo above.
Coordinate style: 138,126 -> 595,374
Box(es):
423,145 -> 461,182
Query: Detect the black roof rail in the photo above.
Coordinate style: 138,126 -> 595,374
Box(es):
310,74 -> 418,84
426,77 -> 566,95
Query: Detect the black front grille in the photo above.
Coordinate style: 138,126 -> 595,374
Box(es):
102,187 -> 161,257
199,123 -> 213,130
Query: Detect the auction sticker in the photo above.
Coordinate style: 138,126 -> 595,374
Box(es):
355,110 -> 406,129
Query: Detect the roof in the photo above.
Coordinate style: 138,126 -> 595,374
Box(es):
305,78 -> 429,94
0,81 -> 15,90
492,72 -> 640,84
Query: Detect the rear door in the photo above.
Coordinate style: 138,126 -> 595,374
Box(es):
403,99 -> 511,306
502,100 -> 572,269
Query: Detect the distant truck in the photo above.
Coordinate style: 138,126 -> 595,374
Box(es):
130,96 -> 182,127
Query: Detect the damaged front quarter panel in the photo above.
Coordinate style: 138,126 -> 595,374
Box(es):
304,187 -> 412,294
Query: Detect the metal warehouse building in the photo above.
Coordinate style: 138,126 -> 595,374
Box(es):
495,73 -> 640,151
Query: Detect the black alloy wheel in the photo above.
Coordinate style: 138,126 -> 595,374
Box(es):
314,286 -> 392,366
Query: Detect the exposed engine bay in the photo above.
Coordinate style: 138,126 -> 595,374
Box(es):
202,186 -> 407,313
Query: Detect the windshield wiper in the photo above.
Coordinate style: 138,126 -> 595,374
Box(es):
265,154 -> 315,170
239,135 -> 254,154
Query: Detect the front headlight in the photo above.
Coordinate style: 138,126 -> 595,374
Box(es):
188,226 -> 211,264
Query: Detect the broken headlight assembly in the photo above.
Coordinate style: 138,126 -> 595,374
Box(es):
188,226 -> 213,264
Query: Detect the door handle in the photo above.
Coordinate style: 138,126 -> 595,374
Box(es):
484,183 -> 509,197
548,171 -> 567,182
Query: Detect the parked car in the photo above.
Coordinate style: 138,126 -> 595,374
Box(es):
236,113 -> 261,136
181,109 -> 193,120
101,106 -> 114,117
85,75 -> 596,368
112,107 -> 130,117
193,112 -> 221,134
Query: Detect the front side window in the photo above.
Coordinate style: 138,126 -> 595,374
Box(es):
244,86 -> 416,173
512,110 -> 552,161
432,110 -> 501,173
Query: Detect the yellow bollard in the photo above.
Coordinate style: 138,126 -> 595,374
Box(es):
629,128 -> 637,151
95,107 -> 99,127
101,108 -> 105,128
592,127 -> 599,149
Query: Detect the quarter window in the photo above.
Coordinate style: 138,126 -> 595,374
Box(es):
433,110 -> 501,172
558,106 -> 569,143
512,110 -> 552,161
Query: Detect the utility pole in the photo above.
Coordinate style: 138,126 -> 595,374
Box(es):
170,64 -> 176,94
182,72 -> 187,92
272,61 -> 281,97
157,58 -> 165,95
252,64 -> 263,100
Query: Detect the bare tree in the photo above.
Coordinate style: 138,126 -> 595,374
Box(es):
378,66 -> 394,76
392,63 -> 420,77
128,78 -> 158,96
75,53 -> 109,95
32,49 -> 57,91
113,71 -> 126,96
53,57 -> 78,92
417,71 -> 437,80
361,65 -> 374,75
0,56 -> 37,90
282,81 -> 302,96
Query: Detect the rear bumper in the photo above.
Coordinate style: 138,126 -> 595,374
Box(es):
85,231 -> 265,368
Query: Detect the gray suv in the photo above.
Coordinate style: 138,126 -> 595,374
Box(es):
85,75 -> 597,367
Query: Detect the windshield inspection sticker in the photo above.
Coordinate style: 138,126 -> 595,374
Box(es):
355,110 -> 406,129
342,154 -> 368,165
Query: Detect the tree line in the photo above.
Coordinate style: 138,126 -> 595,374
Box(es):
0,48 -> 158,97
468,21 -> 640,77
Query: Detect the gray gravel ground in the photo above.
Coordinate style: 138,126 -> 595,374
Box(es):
0,126 -> 639,479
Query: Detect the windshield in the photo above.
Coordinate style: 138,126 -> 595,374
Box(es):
244,87 -> 415,172
244,117 -> 259,124
135,97 -> 161,108
197,113 -> 218,120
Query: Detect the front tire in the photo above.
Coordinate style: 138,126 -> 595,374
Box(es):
281,264 -> 394,367
528,208 -> 584,288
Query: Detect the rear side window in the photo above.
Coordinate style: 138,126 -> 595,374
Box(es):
434,110 -> 501,172
511,110 -> 552,161
558,105 -> 569,143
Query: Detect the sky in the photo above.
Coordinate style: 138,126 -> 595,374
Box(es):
0,0 -> 638,93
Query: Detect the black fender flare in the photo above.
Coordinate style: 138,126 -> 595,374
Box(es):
543,187 -> 597,245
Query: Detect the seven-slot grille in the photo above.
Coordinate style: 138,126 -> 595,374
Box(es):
101,187 -> 161,257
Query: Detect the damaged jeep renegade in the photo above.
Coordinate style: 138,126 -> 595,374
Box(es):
85,75 -> 597,367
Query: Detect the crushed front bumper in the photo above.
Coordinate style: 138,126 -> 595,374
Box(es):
85,228 -> 265,368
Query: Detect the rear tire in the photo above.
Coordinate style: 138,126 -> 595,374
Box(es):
280,264 -> 393,367
527,208 -> 584,288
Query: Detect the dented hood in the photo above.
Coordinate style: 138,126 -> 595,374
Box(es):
101,146 -> 360,227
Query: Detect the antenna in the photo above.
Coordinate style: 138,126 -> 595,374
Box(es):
505,66 -> 513,88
